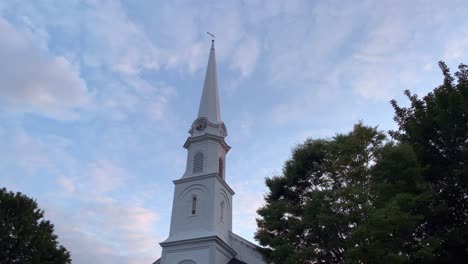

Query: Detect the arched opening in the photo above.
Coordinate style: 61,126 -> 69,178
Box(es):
179,260 -> 197,264
221,201 -> 225,222
191,195 -> 197,215
218,157 -> 224,179
193,152 -> 204,173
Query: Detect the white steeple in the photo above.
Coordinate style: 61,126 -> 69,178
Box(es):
158,38 -> 265,264
183,39 -> 229,178
197,40 -> 221,124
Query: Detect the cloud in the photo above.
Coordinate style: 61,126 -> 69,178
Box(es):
0,127 -> 164,262
81,1 -> 163,75
58,176 -> 76,193
263,0 -> 468,126
0,17 -> 90,120
119,1 -> 260,76
269,67 -> 346,125
74,1 -> 177,122
444,34 -> 468,61
231,36 -> 260,78
122,77 -> 175,121
99,83 -> 140,121
85,160 -> 127,196
77,0 -> 255,77
240,118 -> 253,136
148,97 -> 168,121
423,63 -> 434,71
0,124 -> 163,264
0,0 -> 262,127
232,182 -> 266,233
41,159 -> 162,263
44,199 -> 161,264
0,129 -> 74,175
3,1 -> 468,264
96,77 -> 175,121
0,1 -> 175,122
350,65 -> 400,100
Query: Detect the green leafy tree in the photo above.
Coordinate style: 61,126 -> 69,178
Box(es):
390,62 -> 468,263
346,143 -> 434,263
255,124 -> 385,264
255,62 -> 467,263
0,188 -> 71,264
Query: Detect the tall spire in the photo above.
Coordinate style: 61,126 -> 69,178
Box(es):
197,39 -> 221,123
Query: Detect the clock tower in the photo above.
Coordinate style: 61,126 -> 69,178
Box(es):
157,39 -> 265,264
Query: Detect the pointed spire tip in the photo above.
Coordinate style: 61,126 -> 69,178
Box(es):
197,36 -> 220,123
207,32 -> 215,50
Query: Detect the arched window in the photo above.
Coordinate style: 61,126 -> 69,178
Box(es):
218,157 -> 224,179
193,152 -> 204,173
191,195 -> 197,215
220,201 -> 225,221
179,260 -> 197,264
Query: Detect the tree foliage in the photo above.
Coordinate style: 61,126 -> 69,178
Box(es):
390,62 -> 468,263
256,124 -> 386,263
0,188 -> 71,264
255,62 -> 468,264
347,143 -> 434,263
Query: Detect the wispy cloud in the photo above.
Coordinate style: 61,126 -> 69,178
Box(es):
264,0 -> 468,126
45,199 -> 161,264
0,17 -> 90,120
85,160 -> 127,197
57,176 -> 76,193
1,1 -> 468,264
0,129 -> 74,175
232,181 -> 266,240
82,0 -> 164,75
0,126 -> 163,263
444,34 -> 468,62
231,36 -> 260,78
46,159 -> 161,263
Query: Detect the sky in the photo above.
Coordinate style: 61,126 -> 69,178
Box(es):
0,0 -> 467,263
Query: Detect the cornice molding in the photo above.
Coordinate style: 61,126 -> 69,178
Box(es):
183,134 -> 231,152
174,173 -> 235,195
160,235 -> 237,256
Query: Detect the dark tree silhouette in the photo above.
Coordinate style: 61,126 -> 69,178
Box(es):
255,124 -> 387,263
0,188 -> 71,264
255,62 -> 467,264
390,62 -> 468,263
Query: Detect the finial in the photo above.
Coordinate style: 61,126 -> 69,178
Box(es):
207,32 -> 215,49
207,32 -> 216,39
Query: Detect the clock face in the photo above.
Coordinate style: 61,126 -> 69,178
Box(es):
195,119 -> 207,131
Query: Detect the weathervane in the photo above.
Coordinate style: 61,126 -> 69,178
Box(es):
207,32 -> 215,40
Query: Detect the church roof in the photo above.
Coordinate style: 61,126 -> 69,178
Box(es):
197,40 -> 221,124
228,258 -> 247,264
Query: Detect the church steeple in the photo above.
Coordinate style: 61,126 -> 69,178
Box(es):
161,38 -> 236,263
158,38 -> 266,264
187,39 -> 228,140
197,39 -> 221,123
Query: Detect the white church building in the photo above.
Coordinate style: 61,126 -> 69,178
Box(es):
154,40 -> 266,264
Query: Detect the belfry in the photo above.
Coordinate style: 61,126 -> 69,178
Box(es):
155,40 -> 265,264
